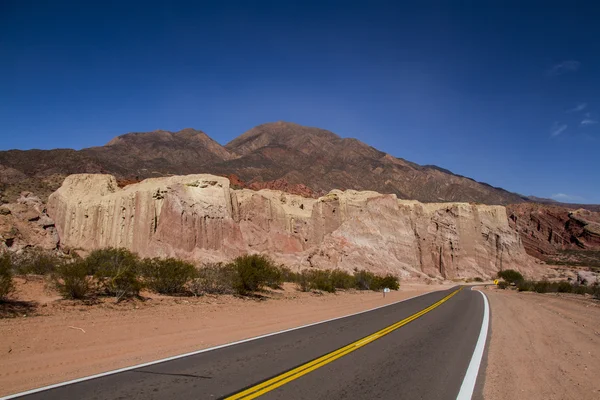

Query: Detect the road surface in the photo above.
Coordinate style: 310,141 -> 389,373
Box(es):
4,286 -> 488,400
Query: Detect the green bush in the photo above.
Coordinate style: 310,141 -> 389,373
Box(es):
516,280 -> 534,292
572,283 -> 590,295
189,263 -> 236,295
497,281 -> 509,289
330,269 -> 356,289
592,285 -> 600,300
141,258 -> 196,295
229,254 -> 282,295
557,281 -> 573,293
371,274 -> 400,291
351,269 -> 399,291
51,261 -> 93,299
296,270 -> 311,292
0,253 -> 15,300
278,266 -> 300,283
497,269 -> 524,284
299,270 -> 336,293
533,280 -> 551,293
12,250 -> 60,275
87,248 -> 142,300
354,269 -> 378,290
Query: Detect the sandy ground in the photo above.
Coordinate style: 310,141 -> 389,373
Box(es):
481,286 -> 600,400
0,277 -> 449,397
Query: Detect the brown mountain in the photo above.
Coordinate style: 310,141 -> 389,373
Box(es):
0,128 -> 232,201
0,121 -> 531,204
217,121 -> 526,204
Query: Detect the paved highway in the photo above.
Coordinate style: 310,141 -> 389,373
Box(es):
4,287 -> 489,400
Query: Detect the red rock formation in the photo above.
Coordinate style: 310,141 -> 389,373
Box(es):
47,174 -> 538,280
506,203 -> 600,259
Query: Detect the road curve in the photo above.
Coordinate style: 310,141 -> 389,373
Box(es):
4,287 -> 488,400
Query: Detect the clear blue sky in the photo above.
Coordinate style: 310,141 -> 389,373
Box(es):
1,1 -> 599,203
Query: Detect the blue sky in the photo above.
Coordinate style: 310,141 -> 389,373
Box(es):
1,1 -> 599,203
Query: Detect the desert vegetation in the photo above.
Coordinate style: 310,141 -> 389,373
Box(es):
0,252 -> 15,300
496,269 -> 600,300
0,249 -> 400,305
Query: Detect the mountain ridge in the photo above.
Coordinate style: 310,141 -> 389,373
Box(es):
0,121 -> 584,207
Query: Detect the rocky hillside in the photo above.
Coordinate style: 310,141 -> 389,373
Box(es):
1,122 -> 527,205
507,203 -> 600,264
47,173 -> 538,281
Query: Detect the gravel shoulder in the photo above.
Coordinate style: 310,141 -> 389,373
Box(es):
0,279 -> 448,397
481,287 -> 600,400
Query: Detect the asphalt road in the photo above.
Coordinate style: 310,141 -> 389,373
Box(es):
9,287 -> 487,400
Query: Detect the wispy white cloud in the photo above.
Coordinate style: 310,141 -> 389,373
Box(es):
550,122 -> 567,137
546,60 -> 581,76
567,103 -> 587,113
551,193 -> 585,202
581,118 -> 598,126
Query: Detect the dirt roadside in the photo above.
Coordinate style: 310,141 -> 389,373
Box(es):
480,287 -> 600,400
0,279 -> 449,397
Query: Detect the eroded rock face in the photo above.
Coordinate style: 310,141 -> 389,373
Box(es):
48,174 -> 536,280
0,192 -> 59,252
506,204 -> 600,259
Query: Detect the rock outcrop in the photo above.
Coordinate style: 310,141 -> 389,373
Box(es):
506,203 -> 600,259
0,192 -> 59,252
48,174 -> 536,280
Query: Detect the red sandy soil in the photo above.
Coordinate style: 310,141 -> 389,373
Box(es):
480,286 -> 600,400
0,277 -> 449,397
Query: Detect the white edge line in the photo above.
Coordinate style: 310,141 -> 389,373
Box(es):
1,287 -> 453,399
456,287 -> 490,400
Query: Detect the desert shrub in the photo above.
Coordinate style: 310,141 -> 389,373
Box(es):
229,254 -> 283,295
497,281 -> 509,290
557,281 -> 573,293
592,285 -> 600,300
189,263 -> 236,295
330,269 -> 355,289
516,280 -> 534,292
51,261 -> 93,299
0,253 -> 15,300
86,248 -> 142,300
372,274 -> 400,291
12,250 -> 60,275
141,258 -> 196,295
497,269 -> 524,284
296,271 -> 311,292
533,280 -> 551,293
473,277 -> 484,282
354,269 -> 378,290
278,266 -> 300,283
352,269 -> 399,291
300,270 -> 336,293
572,283 -> 590,295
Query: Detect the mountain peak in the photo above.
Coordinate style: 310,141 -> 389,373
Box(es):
105,128 -> 211,146
225,121 -> 341,156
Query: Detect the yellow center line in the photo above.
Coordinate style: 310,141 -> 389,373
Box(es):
225,287 -> 463,400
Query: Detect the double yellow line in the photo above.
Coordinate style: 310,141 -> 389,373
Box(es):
225,287 -> 463,399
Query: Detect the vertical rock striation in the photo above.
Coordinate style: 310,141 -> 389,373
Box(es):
48,174 -> 536,280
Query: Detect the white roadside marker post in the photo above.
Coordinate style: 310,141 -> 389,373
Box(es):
383,287 -> 390,298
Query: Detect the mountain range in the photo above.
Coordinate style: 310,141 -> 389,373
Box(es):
1,121 -> 532,205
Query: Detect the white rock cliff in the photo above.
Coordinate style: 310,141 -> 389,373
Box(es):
47,174 -> 536,280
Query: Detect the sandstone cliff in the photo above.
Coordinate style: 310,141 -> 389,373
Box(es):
48,174 -> 536,280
